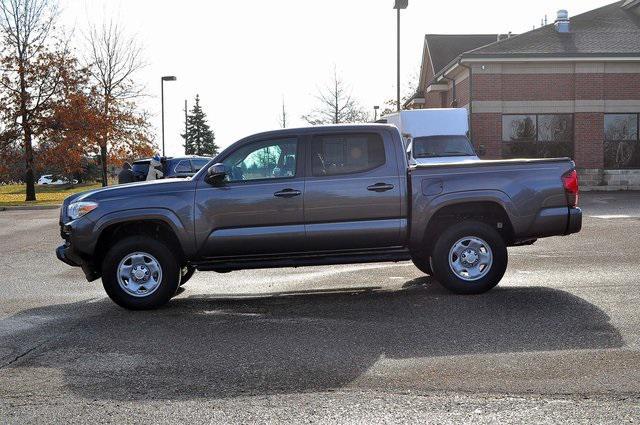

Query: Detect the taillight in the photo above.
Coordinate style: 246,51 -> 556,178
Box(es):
562,169 -> 579,207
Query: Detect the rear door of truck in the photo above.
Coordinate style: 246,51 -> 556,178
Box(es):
303,128 -> 404,251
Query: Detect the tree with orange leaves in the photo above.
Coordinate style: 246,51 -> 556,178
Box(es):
84,18 -> 152,187
36,54 -> 156,184
36,55 -> 104,185
0,0 -> 65,200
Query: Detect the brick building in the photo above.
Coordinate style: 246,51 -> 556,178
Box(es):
405,0 -> 640,187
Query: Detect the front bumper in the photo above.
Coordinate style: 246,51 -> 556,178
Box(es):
56,243 -> 101,281
566,207 -> 582,235
56,244 -> 80,267
56,211 -> 101,282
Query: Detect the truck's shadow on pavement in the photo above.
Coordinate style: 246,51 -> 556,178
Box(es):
0,279 -> 624,400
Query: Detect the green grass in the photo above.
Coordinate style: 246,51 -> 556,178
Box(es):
0,182 -> 103,206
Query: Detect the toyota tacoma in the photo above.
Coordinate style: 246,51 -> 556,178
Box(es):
57,124 -> 582,309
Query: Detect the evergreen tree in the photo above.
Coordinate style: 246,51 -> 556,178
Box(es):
182,95 -> 218,156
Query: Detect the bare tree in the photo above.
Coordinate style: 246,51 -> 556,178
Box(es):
380,70 -> 419,116
302,67 -> 368,125
0,0 -> 63,201
279,96 -> 287,128
85,18 -> 145,186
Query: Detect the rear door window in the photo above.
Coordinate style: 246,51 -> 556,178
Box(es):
311,133 -> 385,176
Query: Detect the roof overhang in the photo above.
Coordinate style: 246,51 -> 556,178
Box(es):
405,97 -> 425,107
431,54 -> 640,84
426,83 -> 449,92
460,55 -> 640,63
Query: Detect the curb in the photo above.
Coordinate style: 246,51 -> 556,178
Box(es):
0,204 -> 61,211
581,186 -> 640,192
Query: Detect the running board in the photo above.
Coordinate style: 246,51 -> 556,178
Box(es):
194,249 -> 411,272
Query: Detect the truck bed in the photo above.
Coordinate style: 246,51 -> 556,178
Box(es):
408,157 -> 578,247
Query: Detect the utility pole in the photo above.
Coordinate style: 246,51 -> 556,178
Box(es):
397,8 -> 401,111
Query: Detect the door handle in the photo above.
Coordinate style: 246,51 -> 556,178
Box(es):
274,188 -> 302,198
367,183 -> 395,192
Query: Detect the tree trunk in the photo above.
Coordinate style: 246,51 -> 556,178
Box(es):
100,144 -> 108,187
19,64 -> 36,202
24,127 -> 36,202
101,97 -> 109,187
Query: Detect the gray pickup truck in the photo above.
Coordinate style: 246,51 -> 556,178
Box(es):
57,124 -> 582,310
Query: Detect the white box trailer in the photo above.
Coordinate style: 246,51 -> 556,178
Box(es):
381,108 -> 479,165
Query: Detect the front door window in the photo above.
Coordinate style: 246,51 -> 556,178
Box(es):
222,139 -> 297,182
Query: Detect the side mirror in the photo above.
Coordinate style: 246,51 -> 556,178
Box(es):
205,163 -> 227,185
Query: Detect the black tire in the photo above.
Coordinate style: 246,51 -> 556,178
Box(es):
411,255 -> 433,275
101,236 -> 181,310
431,220 -> 507,295
180,265 -> 196,286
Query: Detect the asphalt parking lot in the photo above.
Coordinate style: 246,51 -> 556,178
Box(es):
1,192 -> 640,423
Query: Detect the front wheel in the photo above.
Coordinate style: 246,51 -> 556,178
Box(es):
101,236 -> 181,310
411,255 -> 433,275
179,265 -> 196,286
431,220 -> 507,295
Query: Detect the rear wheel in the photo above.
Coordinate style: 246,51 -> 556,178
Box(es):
102,236 -> 180,310
431,220 -> 507,295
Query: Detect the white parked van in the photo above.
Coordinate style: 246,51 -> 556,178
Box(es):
380,108 -> 479,165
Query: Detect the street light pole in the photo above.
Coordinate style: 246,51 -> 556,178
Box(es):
393,1 -> 408,112
161,76 -> 177,157
397,7 -> 400,111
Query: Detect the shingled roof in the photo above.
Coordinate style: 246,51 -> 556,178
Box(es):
464,0 -> 640,58
407,0 -> 640,107
425,34 -> 499,73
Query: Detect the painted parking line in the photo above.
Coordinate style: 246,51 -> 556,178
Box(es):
589,214 -> 636,219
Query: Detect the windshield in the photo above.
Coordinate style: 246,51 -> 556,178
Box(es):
412,135 -> 476,158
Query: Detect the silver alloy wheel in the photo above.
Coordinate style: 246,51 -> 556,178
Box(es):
448,236 -> 493,282
116,252 -> 163,297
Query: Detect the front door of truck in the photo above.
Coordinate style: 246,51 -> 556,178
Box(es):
195,137 -> 305,258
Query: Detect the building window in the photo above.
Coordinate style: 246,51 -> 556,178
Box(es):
502,114 -> 574,159
604,113 -> 640,169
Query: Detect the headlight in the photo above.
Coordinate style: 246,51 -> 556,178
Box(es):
67,201 -> 98,220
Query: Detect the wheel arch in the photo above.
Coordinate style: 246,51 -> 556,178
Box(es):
92,209 -> 193,271
411,192 -> 517,255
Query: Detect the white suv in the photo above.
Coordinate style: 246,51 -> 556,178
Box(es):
37,175 -> 77,185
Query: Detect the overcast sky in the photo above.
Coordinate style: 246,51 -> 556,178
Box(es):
58,0 -> 615,156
